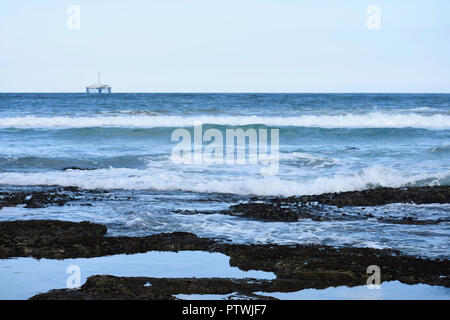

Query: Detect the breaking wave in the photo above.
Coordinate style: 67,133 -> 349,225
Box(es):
1,112 -> 450,129
278,152 -> 339,168
0,165 -> 448,197
429,142 -> 450,153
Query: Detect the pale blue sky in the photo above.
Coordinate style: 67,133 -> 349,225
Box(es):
1,0 -> 449,92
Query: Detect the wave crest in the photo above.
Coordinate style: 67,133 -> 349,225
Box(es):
1,112 -> 450,129
0,166 -> 448,196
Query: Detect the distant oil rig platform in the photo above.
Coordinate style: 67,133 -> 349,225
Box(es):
86,72 -> 111,93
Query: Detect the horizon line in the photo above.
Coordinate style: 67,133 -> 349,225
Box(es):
1,91 -> 449,94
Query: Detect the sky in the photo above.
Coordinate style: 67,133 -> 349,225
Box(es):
0,0 -> 449,93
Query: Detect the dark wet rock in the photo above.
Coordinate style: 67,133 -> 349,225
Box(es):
31,276 -> 176,300
282,186 -> 450,207
30,275 -> 284,300
0,192 -> 27,207
377,217 -> 449,225
173,209 -> 216,216
174,204 -> 320,222
0,220 -> 213,259
219,186 -> 450,222
227,292 -> 278,300
1,219 -> 448,296
62,186 -> 80,192
0,190 -> 74,209
228,203 -> 301,222
30,244 -> 450,299
174,205 -> 316,222
80,203 -> 93,207
0,220 -> 107,238
217,244 -> 450,288
62,167 -> 97,171
223,203 -> 356,222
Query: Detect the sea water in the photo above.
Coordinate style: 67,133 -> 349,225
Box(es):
0,93 -> 449,258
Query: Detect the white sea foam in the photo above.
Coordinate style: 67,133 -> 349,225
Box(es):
429,142 -> 450,153
1,112 -> 449,129
278,152 -> 339,168
98,110 -> 163,115
0,166 -> 448,196
406,107 -> 441,112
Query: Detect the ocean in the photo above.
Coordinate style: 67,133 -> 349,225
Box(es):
0,93 -> 449,259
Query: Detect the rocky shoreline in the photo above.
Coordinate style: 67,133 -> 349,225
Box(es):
0,220 -> 213,259
278,185 -> 450,206
2,185 -> 449,222
0,219 -> 448,299
1,185 -> 449,299
178,186 -> 450,223
0,189 -> 75,209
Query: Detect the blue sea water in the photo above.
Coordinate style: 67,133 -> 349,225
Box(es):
0,251 -> 275,300
0,93 -> 449,259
